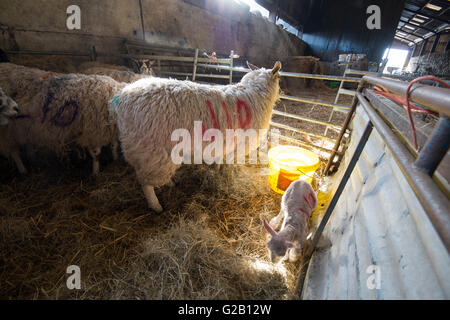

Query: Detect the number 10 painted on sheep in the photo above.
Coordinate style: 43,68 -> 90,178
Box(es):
171,98 -> 279,165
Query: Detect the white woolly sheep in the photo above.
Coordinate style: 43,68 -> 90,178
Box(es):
0,63 -> 126,175
112,61 -> 282,212
264,179 -> 317,263
0,87 -> 19,126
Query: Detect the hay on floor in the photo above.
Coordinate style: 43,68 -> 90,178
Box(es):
0,158 -> 313,299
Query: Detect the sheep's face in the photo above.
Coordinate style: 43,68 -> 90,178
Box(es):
0,89 -> 19,125
267,236 -> 291,264
264,219 -> 294,264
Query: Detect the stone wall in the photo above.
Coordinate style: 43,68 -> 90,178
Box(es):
0,0 -> 306,68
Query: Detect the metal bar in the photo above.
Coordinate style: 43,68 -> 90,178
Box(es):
192,48 -> 199,82
116,54 -> 231,64
272,110 -> 342,131
269,121 -> 336,142
414,116 -> 450,176
396,28 -> 425,39
197,63 -> 363,82
430,34 -> 441,54
279,71 -> 361,82
325,86 -> 362,174
280,95 -> 351,111
395,34 -> 418,43
362,75 -> 450,117
345,69 -> 378,76
159,71 -> 230,79
357,92 -> 450,251
270,132 -> 334,154
6,50 -> 90,57
197,63 -> 250,73
294,121 -> 374,298
394,36 -> 415,45
229,50 -> 234,85
419,38 -> 429,56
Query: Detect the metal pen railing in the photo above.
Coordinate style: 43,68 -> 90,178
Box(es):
295,76 -> 450,299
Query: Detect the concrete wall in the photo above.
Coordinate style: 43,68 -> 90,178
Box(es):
0,0 -> 305,67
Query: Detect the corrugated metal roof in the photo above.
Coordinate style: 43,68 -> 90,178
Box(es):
302,106 -> 450,300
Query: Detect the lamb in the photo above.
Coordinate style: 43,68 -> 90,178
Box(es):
0,87 -> 19,126
0,63 -> 126,175
264,179 -> 317,263
112,61 -> 282,212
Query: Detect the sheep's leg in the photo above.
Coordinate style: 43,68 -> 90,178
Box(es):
88,147 -> 101,176
143,185 -> 163,213
269,209 -> 284,231
111,141 -> 120,161
11,150 -> 27,174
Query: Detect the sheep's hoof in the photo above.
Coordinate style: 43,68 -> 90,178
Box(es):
149,203 -> 163,213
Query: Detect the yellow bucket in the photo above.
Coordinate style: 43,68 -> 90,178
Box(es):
268,146 -> 320,194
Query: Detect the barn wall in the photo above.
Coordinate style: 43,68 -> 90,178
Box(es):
302,106 -> 450,300
293,0 -> 406,62
0,0 -> 305,67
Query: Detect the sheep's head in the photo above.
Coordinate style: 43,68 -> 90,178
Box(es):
240,61 -> 281,97
264,219 -> 295,264
132,59 -> 156,75
0,88 -> 19,126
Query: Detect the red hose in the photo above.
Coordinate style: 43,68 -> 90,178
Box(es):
405,76 -> 450,150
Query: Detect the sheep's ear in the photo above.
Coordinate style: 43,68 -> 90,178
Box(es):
264,219 -> 277,237
247,61 -> 259,71
272,61 -> 282,75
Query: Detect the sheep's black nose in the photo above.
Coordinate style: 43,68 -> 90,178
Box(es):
13,106 -> 19,113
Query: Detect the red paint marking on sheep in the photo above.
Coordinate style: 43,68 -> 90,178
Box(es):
236,99 -> 251,129
221,101 -> 233,129
303,195 -> 312,211
205,100 -> 219,130
299,207 -> 310,216
309,193 -> 316,209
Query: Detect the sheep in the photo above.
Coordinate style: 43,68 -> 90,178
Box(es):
81,67 -> 152,83
0,87 -> 19,126
130,59 -> 156,75
0,63 -> 126,175
264,179 -> 317,264
112,61 -> 282,212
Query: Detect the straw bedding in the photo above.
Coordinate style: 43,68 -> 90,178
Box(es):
0,154 -> 312,299
0,88 -> 340,300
